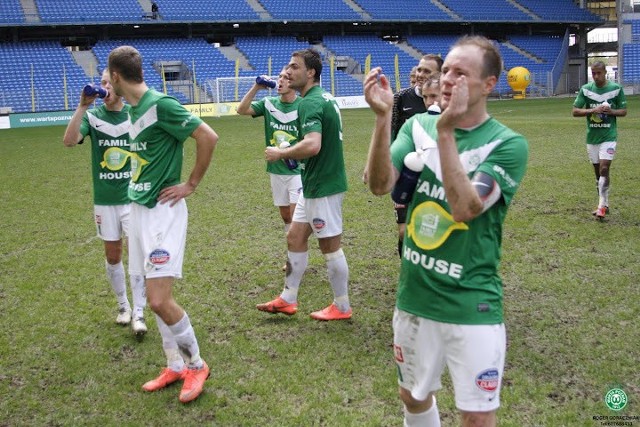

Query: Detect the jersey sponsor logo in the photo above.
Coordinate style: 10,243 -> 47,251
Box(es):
403,246 -> 463,279
312,218 -> 326,230
99,171 -> 132,180
271,130 -> 297,148
130,141 -> 148,152
492,165 -> 517,188
181,115 -> 195,128
100,147 -> 131,176
129,181 -> 151,192
475,368 -> 500,392
302,120 -> 318,130
149,248 -> 170,265
270,122 -> 298,133
393,344 -> 404,363
98,139 -> 129,147
129,153 -> 150,181
407,201 -> 468,251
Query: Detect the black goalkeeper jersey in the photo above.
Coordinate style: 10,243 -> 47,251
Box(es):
391,86 -> 426,140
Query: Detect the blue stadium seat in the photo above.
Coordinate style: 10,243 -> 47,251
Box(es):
0,0 -> 25,24
439,0 -> 531,21
0,41 -> 87,112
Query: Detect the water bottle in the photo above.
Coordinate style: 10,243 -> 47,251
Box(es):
83,84 -> 108,99
278,141 -> 298,170
256,75 -> 277,89
391,151 -> 424,204
427,102 -> 441,115
599,100 -> 610,121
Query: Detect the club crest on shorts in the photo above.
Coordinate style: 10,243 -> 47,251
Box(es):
312,218 -> 326,230
95,214 -> 102,224
149,248 -> 170,265
607,147 -> 616,155
475,368 -> 499,392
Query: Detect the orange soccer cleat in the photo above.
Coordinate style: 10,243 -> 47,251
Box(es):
310,303 -> 352,321
256,296 -> 298,315
142,367 -> 186,392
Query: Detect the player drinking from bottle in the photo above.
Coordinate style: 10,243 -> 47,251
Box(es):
63,68 -> 148,337
237,68 -> 302,270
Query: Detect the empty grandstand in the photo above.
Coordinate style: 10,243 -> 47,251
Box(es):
0,0 -> 617,114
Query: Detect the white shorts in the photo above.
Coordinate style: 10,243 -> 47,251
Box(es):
393,309 -> 506,413
587,141 -> 616,163
94,204 -> 130,241
128,200 -> 188,279
292,192 -> 345,238
270,173 -> 302,206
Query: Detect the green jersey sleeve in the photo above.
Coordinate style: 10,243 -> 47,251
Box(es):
156,97 -> 203,143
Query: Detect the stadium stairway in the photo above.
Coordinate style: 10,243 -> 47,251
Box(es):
20,0 -> 40,23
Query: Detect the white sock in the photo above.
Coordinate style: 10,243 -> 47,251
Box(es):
155,314 -> 184,372
404,396 -> 440,427
168,313 -> 203,369
281,251 -> 308,303
130,274 -> 146,319
106,261 -> 129,309
325,249 -> 350,312
598,176 -> 609,208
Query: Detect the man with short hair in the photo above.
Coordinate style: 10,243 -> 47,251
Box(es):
63,69 -> 147,337
364,35 -> 529,426
572,61 -> 627,220
108,45 -> 218,403
257,48 -> 351,321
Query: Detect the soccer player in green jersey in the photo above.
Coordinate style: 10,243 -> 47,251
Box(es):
63,69 -> 148,337
572,61 -> 627,220
237,68 -> 302,269
257,48 -> 351,321
108,45 -> 218,403
364,36 -> 529,426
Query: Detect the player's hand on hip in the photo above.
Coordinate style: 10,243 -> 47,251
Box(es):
158,183 -> 194,206
364,67 -> 393,116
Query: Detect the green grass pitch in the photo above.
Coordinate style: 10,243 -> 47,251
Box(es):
0,96 -> 638,425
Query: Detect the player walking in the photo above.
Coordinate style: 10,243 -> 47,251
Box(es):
572,61 -> 627,220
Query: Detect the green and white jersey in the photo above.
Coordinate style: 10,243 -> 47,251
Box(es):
573,80 -> 627,144
391,114 -> 529,325
127,90 -> 203,208
79,104 -> 131,206
296,85 -> 347,198
251,96 -> 302,175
